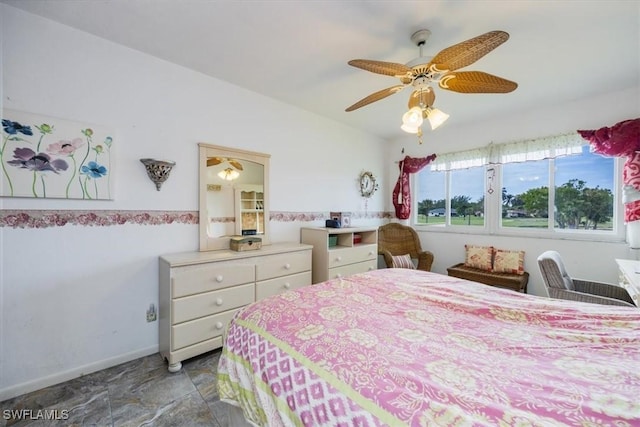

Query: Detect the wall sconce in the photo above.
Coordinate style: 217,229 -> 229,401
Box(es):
217,167 -> 240,181
140,158 -> 175,191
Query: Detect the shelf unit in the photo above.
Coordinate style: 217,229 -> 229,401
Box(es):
235,185 -> 264,235
300,226 -> 378,283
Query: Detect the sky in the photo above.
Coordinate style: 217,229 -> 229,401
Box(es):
417,147 -> 615,203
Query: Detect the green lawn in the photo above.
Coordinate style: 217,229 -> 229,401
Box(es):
416,215 -> 613,230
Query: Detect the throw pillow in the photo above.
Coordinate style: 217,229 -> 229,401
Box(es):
391,254 -> 416,269
464,245 -> 494,271
493,249 -> 525,275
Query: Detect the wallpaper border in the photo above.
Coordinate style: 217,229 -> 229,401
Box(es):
0,210 -> 199,229
1,210 -> 391,229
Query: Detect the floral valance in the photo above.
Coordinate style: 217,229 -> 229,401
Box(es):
431,132 -> 584,171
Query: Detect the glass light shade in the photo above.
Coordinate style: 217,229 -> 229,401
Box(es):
401,106 -> 424,134
402,106 -> 424,126
217,168 -> 240,181
401,122 -> 421,134
426,108 -> 450,130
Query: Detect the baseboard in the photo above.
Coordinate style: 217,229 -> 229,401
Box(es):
0,345 -> 159,402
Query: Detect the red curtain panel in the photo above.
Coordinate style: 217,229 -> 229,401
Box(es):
578,118 -> 640,222
392,154 -> 437,219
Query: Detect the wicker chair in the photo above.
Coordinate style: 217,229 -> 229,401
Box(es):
378,223 -> 434,271
537,250 -> 634,306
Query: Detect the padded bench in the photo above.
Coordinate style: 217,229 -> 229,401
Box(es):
447,263 -> 529,293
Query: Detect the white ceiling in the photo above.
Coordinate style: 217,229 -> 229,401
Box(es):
3,0 -> 639,141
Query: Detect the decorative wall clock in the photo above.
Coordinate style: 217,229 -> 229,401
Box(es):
359,171 -> 378,198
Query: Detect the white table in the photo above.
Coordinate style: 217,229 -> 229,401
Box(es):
615,259 -> 640,307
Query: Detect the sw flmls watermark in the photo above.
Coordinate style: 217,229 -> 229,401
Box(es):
3,409 -> 70,421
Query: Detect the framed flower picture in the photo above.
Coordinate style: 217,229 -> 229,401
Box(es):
1,109 -> 114,200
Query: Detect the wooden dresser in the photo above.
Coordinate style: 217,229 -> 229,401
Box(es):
300,226 -> 378,283
159,242 -> 312,372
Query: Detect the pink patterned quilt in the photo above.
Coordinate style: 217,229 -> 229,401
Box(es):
217,269 -> 640,426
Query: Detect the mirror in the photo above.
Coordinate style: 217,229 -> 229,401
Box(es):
199,143 -> 270,251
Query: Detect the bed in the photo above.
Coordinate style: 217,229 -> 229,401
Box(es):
217,268 -> 640,426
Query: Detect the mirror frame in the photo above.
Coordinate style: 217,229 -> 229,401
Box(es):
198,143 -> 271,251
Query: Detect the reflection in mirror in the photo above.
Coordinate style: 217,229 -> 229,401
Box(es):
199,143 -> 270,251
204,160 -> 263,238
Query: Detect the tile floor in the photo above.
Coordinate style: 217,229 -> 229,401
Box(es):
0,348 -> 232,427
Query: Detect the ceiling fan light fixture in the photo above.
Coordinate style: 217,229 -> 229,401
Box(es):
426,108 -> 450,130
401,106 -> 424,133
217,167 -> 240,181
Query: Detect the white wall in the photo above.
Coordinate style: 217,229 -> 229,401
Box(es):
1,4 -> 639,401
0,5 -> 387,400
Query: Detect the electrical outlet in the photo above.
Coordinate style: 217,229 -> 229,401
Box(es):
146,303 -> 157,322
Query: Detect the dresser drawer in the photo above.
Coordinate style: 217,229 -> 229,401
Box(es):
172,283 -> 254,324
328,260 -> 377,280
255,250 -> 311,281
171,308 -> 241,351
327,245 -> 377,269
256,271 -> 311,300
172,262 -> 255,298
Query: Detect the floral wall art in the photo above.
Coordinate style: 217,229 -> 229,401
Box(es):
1,109 -> 114,200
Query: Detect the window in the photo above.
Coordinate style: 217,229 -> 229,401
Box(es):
413,133 -> 620,239
416,167 -> 445,225
416,167 -> 485,226
450,167 -> 484,226
553,147 -> 614,231
501,160 -> 549,228
501,146 -> 614,231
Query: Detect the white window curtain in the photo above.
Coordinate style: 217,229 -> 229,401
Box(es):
430,148 -> 488,171
431,132 -> 584,171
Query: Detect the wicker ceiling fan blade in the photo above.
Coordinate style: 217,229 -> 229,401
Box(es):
348,59 -> 412,78
345,85 -> 406,112
228,159 -> 243,170
439,71 -> 518,93
206,157 -> 224,167
407,89 -> 436,109
429,31 -> 510,72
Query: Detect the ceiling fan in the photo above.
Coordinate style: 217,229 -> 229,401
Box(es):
206,157 -> 243,170
345,29 -> 518,115
208,157 -> 244,181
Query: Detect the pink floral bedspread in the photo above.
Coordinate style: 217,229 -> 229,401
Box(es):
217,269 -> 640,426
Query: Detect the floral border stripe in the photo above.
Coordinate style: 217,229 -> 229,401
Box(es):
0,210 -> 199,229
270,211 -> 390,222
0,210 -> 391,229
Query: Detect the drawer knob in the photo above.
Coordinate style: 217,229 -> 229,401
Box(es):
336,273 -> 343,278
284,263 -> 291,270
284,282 -> 291,289
215,298 -> 224,306
336,256 -> 342,262
368,251 -> 374,256
215,322 -> 223,329
215,275 -> 223,283
368,266 -> 374,271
